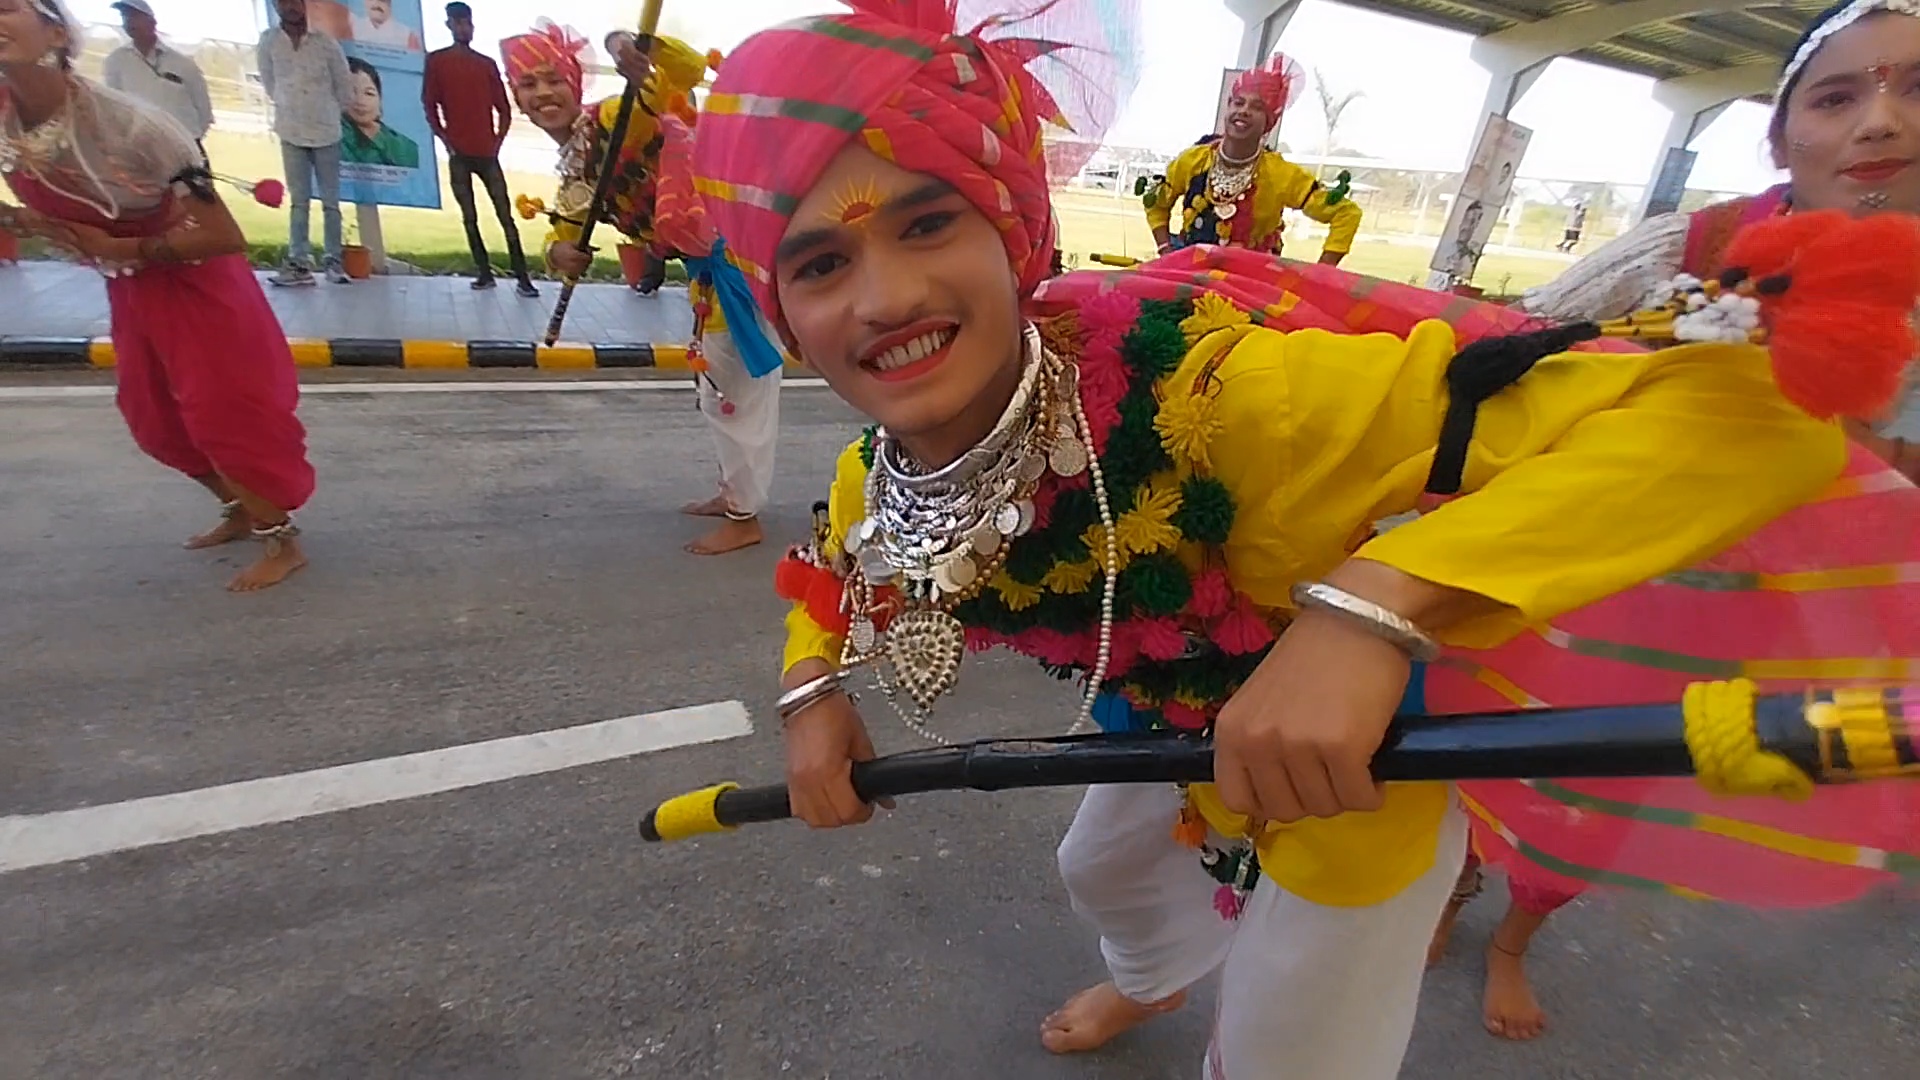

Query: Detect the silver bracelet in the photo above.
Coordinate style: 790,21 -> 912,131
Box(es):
776,671 -> 847,725
1289,582 -> 1442,663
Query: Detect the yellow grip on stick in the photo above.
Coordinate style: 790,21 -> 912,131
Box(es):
649,782 -> 739,842
1682,679 -> 1813,800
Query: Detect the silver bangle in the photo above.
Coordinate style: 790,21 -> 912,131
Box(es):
776,671 -> 846,724
1289,582 -> 1443,663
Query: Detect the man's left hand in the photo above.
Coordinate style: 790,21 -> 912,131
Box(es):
610,32 -> 653,86
1212,607 -> 1409,824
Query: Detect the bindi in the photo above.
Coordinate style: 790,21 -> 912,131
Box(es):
824,176 -> 885,230
1870,60 -> 1895,91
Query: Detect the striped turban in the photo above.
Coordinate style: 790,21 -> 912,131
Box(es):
693,0 -> 1141,327
501,20 -> 593,104
1230,52 -> 1303,134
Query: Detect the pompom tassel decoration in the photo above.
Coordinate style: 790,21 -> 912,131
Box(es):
1723,210 -> 1920,420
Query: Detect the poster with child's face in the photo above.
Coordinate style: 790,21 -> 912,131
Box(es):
267,0 -> 439,210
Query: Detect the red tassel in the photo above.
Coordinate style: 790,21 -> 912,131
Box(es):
1724,210 -> 1920,420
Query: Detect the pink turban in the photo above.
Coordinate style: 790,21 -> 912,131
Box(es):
500,19 -> 593,104
693,0 -> 1141,326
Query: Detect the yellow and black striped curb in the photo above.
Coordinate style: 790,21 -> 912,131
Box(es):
0,336 -> 807,372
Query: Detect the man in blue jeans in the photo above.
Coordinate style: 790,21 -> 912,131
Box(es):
258,0 -> 354,286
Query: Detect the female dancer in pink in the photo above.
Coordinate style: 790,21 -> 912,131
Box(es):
1432,0 -> 1920,1039
0,0 -> 313,592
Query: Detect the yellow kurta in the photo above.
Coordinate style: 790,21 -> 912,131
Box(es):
546,36 -> 711,250
784,321 -> 1844,907
1145,143 -> 1363,255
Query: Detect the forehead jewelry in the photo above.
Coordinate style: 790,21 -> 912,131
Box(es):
1870,60 -> 1895,91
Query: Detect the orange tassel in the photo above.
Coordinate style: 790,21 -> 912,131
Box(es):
1172,799 -> 1208,849
1724,210 -> 1920,420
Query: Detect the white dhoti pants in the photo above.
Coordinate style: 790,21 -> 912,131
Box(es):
1056,783 -> 1468,1080
696,327 -> 781,517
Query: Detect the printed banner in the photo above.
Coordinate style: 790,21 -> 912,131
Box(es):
267,0 -> 441,210
1430,114 -> 1531,284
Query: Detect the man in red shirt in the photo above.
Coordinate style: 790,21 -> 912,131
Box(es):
423,2 -> 537,296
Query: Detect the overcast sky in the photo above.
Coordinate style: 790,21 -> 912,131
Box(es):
72,0 -> 1783,193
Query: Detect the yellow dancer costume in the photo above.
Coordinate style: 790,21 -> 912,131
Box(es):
1141,55 -> 1360,261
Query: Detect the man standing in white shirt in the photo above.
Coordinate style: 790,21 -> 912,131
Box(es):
103,2 -> 213,164
258,0 -> 355,286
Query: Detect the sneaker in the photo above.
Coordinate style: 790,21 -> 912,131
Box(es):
269,266 -> 316,288
323,261 -> 351,285
471,276 -> 498,291
515,279 -> 540,298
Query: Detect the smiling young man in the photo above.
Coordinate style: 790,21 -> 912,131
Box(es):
502,21 -> 779,556
689,3 -> 1920,1077
1143,53 -> 1361,263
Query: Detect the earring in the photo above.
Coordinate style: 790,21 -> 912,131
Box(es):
36,50 -> 61,69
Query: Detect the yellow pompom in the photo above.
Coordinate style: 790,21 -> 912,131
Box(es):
1153,392 -> 1225,471
1041,559 -> 1099,594
992,574 -> 1043,611
1115,479 -> 1183,556
1081,523 -> 1134,574
1179,293 -> 1250,344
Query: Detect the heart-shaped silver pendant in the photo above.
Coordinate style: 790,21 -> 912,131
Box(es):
883,608 -> 967,712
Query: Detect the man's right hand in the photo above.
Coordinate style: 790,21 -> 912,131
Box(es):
546,240 -> 592,278
784,690 -> 884,829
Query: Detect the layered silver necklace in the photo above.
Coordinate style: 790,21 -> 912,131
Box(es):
1207,143 -> 1260,221
840,325 -> 1119,742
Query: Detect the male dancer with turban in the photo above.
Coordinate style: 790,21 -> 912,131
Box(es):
1143,54 -> 1360,262
690,2 -> 1920,1077
502,21 -> 780,555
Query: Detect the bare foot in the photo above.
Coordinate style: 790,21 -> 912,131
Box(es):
1427,899 -> 1466,968
1040,982 -> 1184,1055
685,516 -> 763,556
1483,941 -> 1548,1040
185,509 -> 253,550
680,494 -> 729,518
228,535 -> 308,592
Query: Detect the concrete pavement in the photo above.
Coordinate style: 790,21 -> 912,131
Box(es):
1,381 -> 1915,1079
0,261 -> 692,346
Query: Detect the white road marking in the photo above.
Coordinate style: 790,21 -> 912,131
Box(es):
0,700 -> 752,874
0,379 -> 829,401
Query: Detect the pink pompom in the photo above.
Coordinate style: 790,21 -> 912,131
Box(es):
1162,698 -> 1210,731
1137,617 -> 1189,661
1213,885 -> 1244,921
251,179 -> 285,208
1212,598 -> 1275,656
1189,569 -> 1233,620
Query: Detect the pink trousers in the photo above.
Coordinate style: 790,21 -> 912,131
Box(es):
1461,853 -> 1577,916
106,255 -> 314,512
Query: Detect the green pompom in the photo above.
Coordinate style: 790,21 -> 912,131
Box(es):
1172,476 -> 1236,545
1134,175 -> 1150,197
1003,535 -> 1056,586
1121,317 -> 1187,382
1049,487 -> 1099,539
1119,554 -> 1193,617
858,426 -> 878,469
1325,170 -> 1353,207
1140,299 -> 1194,325
1101,394 -> 1172,497
1038,590 -> 1099,632
1049,526 -> 1090,565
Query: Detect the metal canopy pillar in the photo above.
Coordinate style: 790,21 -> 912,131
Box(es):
1636,61 -> 1779,219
